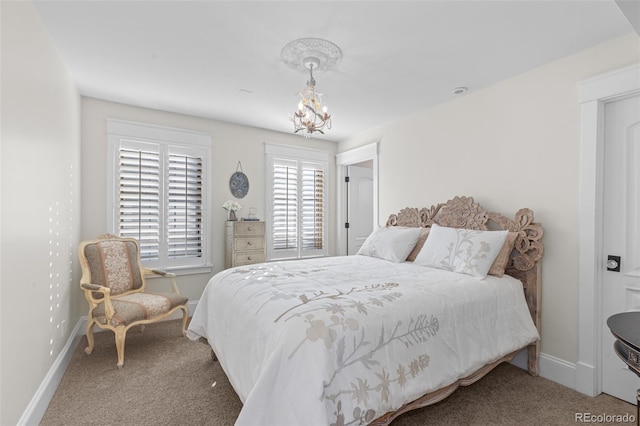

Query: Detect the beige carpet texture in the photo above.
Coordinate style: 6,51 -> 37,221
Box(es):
40,320 -> 635,426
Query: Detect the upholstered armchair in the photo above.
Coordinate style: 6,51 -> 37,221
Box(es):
78,234 -> 189,368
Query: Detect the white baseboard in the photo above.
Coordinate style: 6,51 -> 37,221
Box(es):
539,353 -> 577,390
18,300 -> 199,426
17,319 -> 84,426
511,349 -> 577,390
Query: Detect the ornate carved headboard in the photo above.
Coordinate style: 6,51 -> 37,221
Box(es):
386,196 -> 544,375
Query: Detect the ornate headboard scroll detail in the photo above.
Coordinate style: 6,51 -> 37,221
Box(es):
385,196 -> 544,274
386,196 -> 544,376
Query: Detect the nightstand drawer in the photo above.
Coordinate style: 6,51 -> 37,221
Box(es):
233,251 -> 265,266
234,221 -> 265,236
234,237 -> 264,251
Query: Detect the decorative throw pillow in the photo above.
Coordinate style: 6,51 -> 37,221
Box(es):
413,224 -> 508,278
357,226 -> 422,263
488,231 -> 518,277
406,227 -> 431,262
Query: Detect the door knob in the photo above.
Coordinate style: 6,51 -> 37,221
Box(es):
607,255 -> 621,272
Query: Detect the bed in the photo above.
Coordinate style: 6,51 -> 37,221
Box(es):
187,196 -> 543,425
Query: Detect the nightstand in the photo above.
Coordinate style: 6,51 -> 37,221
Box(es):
225,221 -> 265,268
607,312 -> 640,425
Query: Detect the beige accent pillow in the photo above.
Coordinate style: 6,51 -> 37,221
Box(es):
406,227 -> 430,262
488,231 -> 518,277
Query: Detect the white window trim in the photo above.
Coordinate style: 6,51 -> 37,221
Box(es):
107,119 -> 212,275
265,142 -> 329,261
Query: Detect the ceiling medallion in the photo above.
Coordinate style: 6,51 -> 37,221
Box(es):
281,38 -> 343,138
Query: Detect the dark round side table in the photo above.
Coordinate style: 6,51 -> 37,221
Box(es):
607,311 -> 640,425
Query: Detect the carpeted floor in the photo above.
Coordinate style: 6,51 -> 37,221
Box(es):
40,320 -> 635,426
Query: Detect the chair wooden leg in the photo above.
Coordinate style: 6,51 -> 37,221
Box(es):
114,327 -> 127,368
84,318 -> 95,355
181,307 -> 189,337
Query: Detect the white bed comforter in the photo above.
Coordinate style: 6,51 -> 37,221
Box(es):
187,255 -> 539,426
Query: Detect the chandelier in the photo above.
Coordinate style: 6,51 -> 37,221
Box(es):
292,58 -> 331,137
281,38 -> 343,138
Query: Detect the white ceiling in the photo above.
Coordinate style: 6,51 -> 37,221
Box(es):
33,1 -> 636,142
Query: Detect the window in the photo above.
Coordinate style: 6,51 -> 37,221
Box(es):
265,143 -> 328,260
107,120 -> 211,274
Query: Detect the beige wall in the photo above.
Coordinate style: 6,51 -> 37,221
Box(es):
3,2 -> 637,422
1,2 -> 81,424
81,98 -> 338,301
339,33 -> 640,363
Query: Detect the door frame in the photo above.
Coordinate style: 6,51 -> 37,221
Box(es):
577,64 -> 640,397
336,142 -> 379,256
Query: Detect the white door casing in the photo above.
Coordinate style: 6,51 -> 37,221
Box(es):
578,64 -> 640,398
601,94 -> 640,403
347,164 -> 374,255
336,143 -> 379,257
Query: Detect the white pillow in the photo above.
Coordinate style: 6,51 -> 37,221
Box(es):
413,224 -> 508,278
357,227 -> 422,263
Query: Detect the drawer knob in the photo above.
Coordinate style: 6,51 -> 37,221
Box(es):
247,256 -> 252,260
248,227 -> 253,231
247,241 -> 252,246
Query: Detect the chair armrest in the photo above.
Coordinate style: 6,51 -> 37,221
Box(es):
150,269 -> 176,278
80,283 -> 104,292
145,269 -> 181,295
80,283 -> 115,319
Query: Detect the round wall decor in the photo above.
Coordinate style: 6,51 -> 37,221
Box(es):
229,161 -> 249,198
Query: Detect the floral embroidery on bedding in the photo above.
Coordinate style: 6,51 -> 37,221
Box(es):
226,262 -> 442,425
329,352 -> 432,426
266,278 -> 440,426
276,282 -> 401,323
322,315 -> 439,425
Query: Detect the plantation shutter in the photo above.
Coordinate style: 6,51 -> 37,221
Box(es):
167,150 -> 203,259
272,159 -> 299,255
116,141 -> 206,265
118,144 -> 161,260
301,162 -> 324,252
268,152 -> 327,260
108,120 -> 211,273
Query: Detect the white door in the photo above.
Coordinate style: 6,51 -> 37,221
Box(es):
347,164 -> 374,255
602,94 -> 640,404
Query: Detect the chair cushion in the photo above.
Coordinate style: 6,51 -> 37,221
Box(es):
92,292 -> 188,327
84,240 -> 144,296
